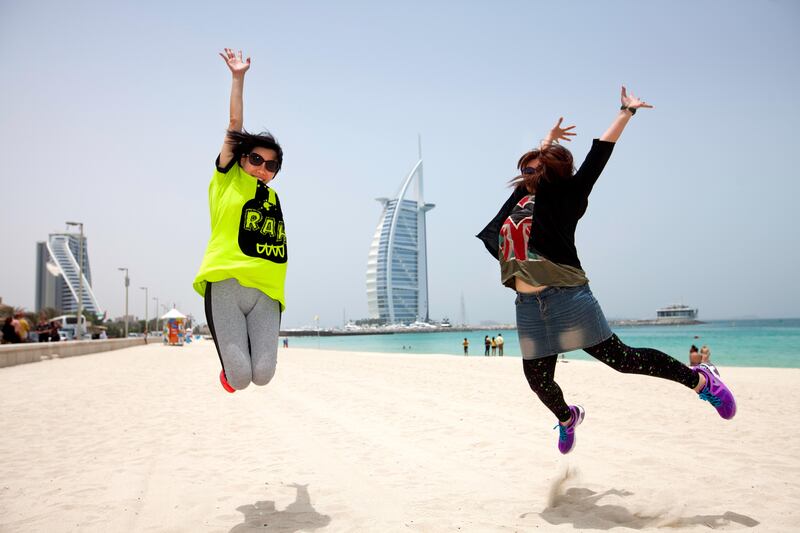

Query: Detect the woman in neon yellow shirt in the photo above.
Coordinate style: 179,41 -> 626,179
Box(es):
194,48 -> 287,393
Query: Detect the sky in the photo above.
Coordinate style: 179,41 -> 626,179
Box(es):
1,0 -> 798,328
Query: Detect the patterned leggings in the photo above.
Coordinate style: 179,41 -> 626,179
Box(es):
522,334 -> 699,422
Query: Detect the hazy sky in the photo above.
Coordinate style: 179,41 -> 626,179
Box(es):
1,0 -> 798,327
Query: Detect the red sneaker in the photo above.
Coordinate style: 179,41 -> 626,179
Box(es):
219,370 -> 235,393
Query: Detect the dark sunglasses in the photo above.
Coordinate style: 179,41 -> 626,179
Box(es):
244,153 -> 280,173
521,166 -> 542,175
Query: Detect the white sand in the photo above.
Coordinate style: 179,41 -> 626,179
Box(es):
1,341 -> 797,532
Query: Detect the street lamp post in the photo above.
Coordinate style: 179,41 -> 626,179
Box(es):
140,286 -> 148,343
66,221 -> 84,339
118,267 -> 129,338
153,296 -> 159,335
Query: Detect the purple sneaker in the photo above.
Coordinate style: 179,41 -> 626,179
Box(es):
694,365 -> 736,419
554,405 -> 585,454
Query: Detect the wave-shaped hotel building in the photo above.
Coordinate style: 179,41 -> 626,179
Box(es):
35,233 -> 103,316
366,147 -> 435,324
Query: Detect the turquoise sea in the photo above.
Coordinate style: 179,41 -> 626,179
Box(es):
286,319 -> 800,368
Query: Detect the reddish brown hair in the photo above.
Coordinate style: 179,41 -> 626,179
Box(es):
510,143 -> 575,191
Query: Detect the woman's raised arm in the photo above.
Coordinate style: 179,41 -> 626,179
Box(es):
218,48 -> 251,168
599,86 -> 653,143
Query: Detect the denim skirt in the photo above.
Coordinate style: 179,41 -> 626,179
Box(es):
515,284 -> 612,359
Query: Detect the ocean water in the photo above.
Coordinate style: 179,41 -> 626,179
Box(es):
286,319 -> 800,368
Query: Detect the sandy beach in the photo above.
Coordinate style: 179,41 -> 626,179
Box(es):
1,341 -> 797,532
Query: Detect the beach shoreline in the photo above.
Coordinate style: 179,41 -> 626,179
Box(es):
1,342 -> 797,531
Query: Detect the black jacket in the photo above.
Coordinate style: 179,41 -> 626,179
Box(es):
476,139 -> 615,271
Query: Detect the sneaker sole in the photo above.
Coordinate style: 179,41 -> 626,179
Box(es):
220,370 -> 236,393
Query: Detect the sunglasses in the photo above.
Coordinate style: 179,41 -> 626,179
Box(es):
244,153 -> 280,173
521,165 -> 542,175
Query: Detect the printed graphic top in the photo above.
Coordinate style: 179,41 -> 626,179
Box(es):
477,139 -> 615,272
193,157 -> 287,310
499,194 -> 588,289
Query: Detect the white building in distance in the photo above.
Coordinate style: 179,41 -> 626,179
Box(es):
366,144 -> 435,324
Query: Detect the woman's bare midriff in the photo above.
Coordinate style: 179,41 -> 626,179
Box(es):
515,277 -> 548,294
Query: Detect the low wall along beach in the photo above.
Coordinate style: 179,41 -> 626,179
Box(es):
0,337 -> 148,368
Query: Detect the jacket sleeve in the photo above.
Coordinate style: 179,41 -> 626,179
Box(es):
476,187 -> 526,260
571,139 -> 615,197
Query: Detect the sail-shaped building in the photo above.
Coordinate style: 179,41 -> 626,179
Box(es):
366,146 -> 435,324
35,233 -> 103,316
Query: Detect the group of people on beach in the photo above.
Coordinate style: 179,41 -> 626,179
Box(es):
1,313 -> 61,344
690,344 -> 713,366
1,315 -> 26,344
485,334 -> 504,356
194,48 -> 736,454
460,334 -> 504,356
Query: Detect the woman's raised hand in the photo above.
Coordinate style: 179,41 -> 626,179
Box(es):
219,48 -> 251,76
621,86 -> 654,110
541,117 -> 576,148
549,117 -> 576,143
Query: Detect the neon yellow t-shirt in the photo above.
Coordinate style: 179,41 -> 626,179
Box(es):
193,159 -> 287,310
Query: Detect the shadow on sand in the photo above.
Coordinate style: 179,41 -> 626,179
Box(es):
523,486 -> 759,530
229,483 -> 331,533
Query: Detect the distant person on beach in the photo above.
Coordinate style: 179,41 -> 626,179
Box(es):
700,345 -> 711,363
463,338 -> 469,355
35,316 -> 51,342
491,336 -> 497,356
14,313 -> 30,342
689,344 -> 702,366
50,320 -> 62,342
283,337 -> 289,348
484,336 -> 491,356
496,333 -> 504,356
695,345 -> 721,378
477,87 -> 736,454
193,48 -> 287,393
1,316 -> 21,344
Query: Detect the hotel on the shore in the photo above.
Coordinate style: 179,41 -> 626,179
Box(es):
35,233 -> 103,316
366,146 -> 435,324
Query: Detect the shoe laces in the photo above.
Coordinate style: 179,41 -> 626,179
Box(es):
698,387 -> 722,407
553,423 -> 569,442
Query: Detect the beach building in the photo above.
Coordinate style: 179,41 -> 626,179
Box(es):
366,144 -> 435,324
656,304 -> 698,321
35,233 -> 103,316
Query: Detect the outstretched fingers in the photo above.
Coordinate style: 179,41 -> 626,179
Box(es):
550,116 -> 577,143
621,85 -> 655,110
218,47 -> 251,73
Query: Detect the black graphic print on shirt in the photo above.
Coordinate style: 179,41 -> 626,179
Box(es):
238,181 -> 287,263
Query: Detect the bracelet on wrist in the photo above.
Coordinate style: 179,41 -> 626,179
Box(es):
620,105 -> 636,115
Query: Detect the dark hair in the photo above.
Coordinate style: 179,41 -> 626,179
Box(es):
226,129 -> 284,173
690,344 -> 699,353
510,143 -> 575,191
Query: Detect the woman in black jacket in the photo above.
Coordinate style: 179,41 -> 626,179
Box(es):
477,87 -> 736,454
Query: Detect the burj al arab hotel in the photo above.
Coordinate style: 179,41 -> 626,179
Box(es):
366,144 -> 435,324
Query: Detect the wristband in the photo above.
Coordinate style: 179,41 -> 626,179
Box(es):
621,105 -> 636,115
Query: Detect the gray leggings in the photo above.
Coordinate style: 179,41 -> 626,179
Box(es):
204,278 -> 280,390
